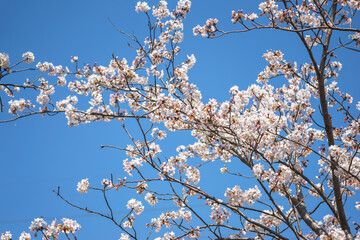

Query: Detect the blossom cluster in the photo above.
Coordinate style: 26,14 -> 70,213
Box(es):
206,200 -> 231,225
225,185 -> 262,207
193,18 -> 218,37
144,192 -> 158,206
0,53 -> 10,68
1,217 -> 81,240
135,2 -> 150,13
76,178 -> 89,194
126,198 -> 144,215
150,208 -> 192,232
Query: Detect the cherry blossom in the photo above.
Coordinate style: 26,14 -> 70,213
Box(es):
22,52 -> 34,64
0,232 -> 12,240
29,218 -> 47,233
19,232 -> 31,240
76,178 -> 89,194
61,218 -> 81,234
126,199 -> 144,215
0,53 -> 10,68
144,193 -> 158,206
135,1 -> 150,13
119,233 -> 130,240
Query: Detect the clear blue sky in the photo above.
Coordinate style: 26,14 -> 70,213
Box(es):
1,0 -> 359,239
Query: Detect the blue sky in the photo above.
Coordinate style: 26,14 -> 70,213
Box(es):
1,0 -> 360,239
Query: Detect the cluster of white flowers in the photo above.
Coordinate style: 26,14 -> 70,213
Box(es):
341,0 -> 360,10
36,61 -> 65,76
256,50 -> 297,84
0,232 -> 12,240
152,0 -> 170,20
42,220 -> 60,239
24,217 -> 81,239
231,10 -> 258,23
135,1 -> 150,13
119,233 -> 130,240
109,92 -> 125,107
259,0 -> 278,13
22,52 -> 35,64
36,79 -> 55,106
220,165 -> 228,174
349,32 -> 360,40
136,181 -> 148,194
29,218 -> 47,232
193,18 -> 218,37
101,178 -> 114,188
145,192 -> 158,206
151,127 -> 167,140
126,198 -> 144,215
123,214 -> 135,228
160,161 -> 176,177
151,208 -> 192,232
174,0 -> 191,18
154,231 -> 176,240
299,12 -> 321,28
225,185 -> 262,207
185,166 -> 200,185
319,214 -> 347,239
146,142 -> 162,158
259,209 -> 283,228
356,202 -> 360,210
252,163 -> 264,178
207,201 -> 231,225
123,158 -> 143,176
61,218 -> 81,234
0,53 -> 10,68
304,35 -> 321,47
19,232 -> 31,240
56,96 -> 78,111
8,99 -> 33,115
70,56 -> 78,63
77,178 -> 89,194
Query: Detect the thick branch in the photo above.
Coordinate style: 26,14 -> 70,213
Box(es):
290,196 -> 326,237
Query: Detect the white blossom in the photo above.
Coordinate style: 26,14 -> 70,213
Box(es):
135,1 -> 150,13
145,192 -> 158,206
0,53 -> 10,68
119,233 -> 130,240
19,232 -> 31,240
126,199 -> 144,215
0,232 -> 12,240
29,218 -> 47,232
61,218 -> 81,234
77,178 -> 89,194
22,52 -> 35,64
